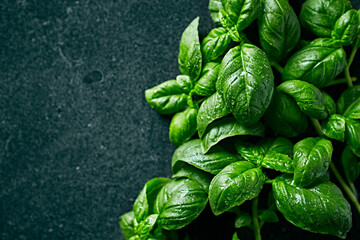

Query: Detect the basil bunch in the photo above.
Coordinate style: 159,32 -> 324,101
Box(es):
122,0 -> 360,239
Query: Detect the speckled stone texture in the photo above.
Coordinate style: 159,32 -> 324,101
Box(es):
0,0 -> 359,240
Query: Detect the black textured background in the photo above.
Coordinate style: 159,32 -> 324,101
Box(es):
0,0 -> 360,240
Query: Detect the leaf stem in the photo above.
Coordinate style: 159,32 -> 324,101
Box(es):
271,62 -> 283,74
344,37 -> 359,88
325,77 -> 357,87
252,197 -> 262,240
330,162 -> 360,214
344,61 -> 353,88
310,118 -> 324,136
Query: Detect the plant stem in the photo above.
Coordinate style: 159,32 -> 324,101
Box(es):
271,62 -> 283,74
350,182 -> 357,196
326,77 -> 357,87
344,62 -> 353,88
252,197 -> 262,240
344,37 -> 359,88
330,162 -> 360,214
310,118 -> 324,136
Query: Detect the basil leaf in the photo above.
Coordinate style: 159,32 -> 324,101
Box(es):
197,92 -> 230,138
258,0 -> 301,63
193,62 -> 221,97
209,0 -> 224,24
341,146 -> 360,183
134,214 -> 158,238
263,90 -> 308,138
154,178 -> 208,230
278,80 -> 328,120
345,118 -> 360,157
323,114 -> 346,142
300,0 -> 352,37
322,91 -> 336,116
172,163 -> 212,193
120,211 -> 137,240
178,17 -> 202,81
272,174 -> 352,239
201,116 -> 265,154
202,27 -> 232,63
332,9 -> 360,46
293,137 -> 333,187
234,211 -> 252,228
172,139 -> 239,175
134,178 -> 171,223
282,39 -> 346,88
232,232 -> 240,240
216,44 -> 274,124
222,0 -> 262,32
337,85 -> 360,120
169,107 -> 197,147
209,161 -> 265,215
258,209 -> 279,223
145,80 -> 189,115
235,137 -> 294,173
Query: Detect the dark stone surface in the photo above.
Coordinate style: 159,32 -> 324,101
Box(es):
0,0 -> 359,240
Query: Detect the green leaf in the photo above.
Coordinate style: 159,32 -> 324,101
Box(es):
257,0 -> 301,62
172,163 -> 213,193
193,62 -> 221,97
133,178 -> 171,223
282,39 -> 346,88
345,118 -> 360,156
221,0 -> 262,32
134,214 -> 158,238
278,80 -> 328,120
216,44 -> 274,124
145,79 -> 189,115
197,92 -> 230,138
209,0 -> 224,24
201,116 -> 265,154
172,139 -> 239,175
232,232 -> 240,240
341,146 -> 360,183
234,210 -> 252,228
322,91 -> 336,116
201,27 -> 232,63
169,107 -> 197,147
293,137 -> 333,187
154,178 -> 208,230
178,17 -> 202,81
263,90 -> 308,138
209,161 -> 265,215
323,114 -> 346,142
332,9 -> 360,46
272,174 -> 352,239
337,85 -> 360,120
235,137 -> 294,173
258,209 -> 279,223
300,0 -> 352,37
120,211 -> 137,240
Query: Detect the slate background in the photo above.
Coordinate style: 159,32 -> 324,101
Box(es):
1,0 -> 360,239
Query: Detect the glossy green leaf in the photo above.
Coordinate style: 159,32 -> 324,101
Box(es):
263,90 -> 308,138
178,17 -> 202,81
300,0 -> 352,37
258,0 -> 301,62
322,91 -> 336,116
282,39 -> 346,88
209,161 -> 265,215
145,79 -> 189,115
345,118 -> 360,156
337,85 -> 360,120
134,214 -> 158,238
258,209 -> 279,223
120,211 -> 137,240
332,9 -> 360,46
232,232 -> 240,240
323,114 -> 346,142
169,107 -> 197,147
209,0 -> 224,24
341,146 -> 360,183
193,62 -> 221,97
202,27 -> 231,63
278,80 -> 328,120
235,137 -> 294,173
293,137 -> 333,187
221,0 -> 262,32
154,178 -> 208,230
133,178 -> 171,223
172,139 -> 239,175
216,44 -> 274,124
172,163 -> 213,193
197,92 -> 230,138
234,211 -> 252,228
201,117 -> 265,154
273,174 -> 352,239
